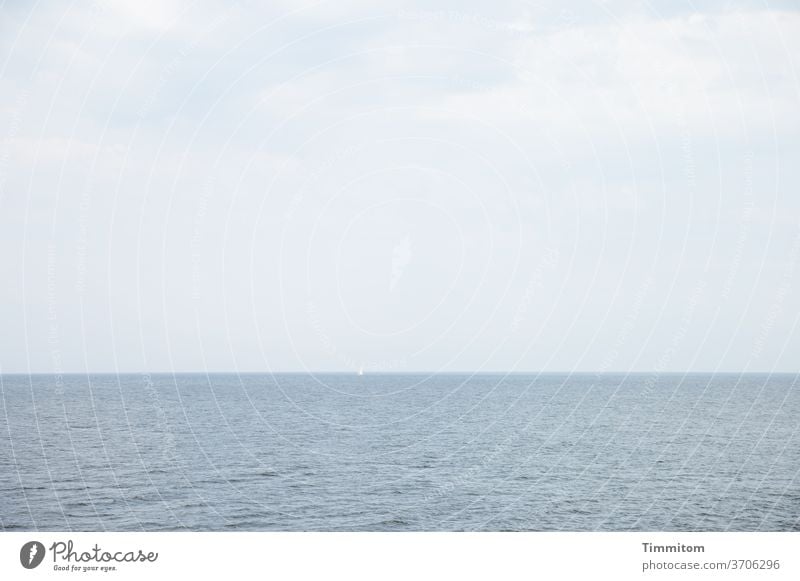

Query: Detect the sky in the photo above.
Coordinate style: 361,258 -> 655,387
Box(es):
1,0 -> 798,374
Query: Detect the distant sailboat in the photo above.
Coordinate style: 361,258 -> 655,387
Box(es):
357,365 -> 364,376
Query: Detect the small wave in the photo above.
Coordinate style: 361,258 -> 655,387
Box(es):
370,517 -> 410,528
178,502 -> 208,509
129,494 -> 157,502
65,501 -> 91,508
223,521 -> 272,530
146,468 -> 171,475
2,524 -> 26,530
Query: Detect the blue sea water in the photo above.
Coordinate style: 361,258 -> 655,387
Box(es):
1,373 -> 798,531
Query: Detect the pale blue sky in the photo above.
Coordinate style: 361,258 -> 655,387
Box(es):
1,0 -> 799,373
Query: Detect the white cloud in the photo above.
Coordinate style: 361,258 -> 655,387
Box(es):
104,0 -> 190,32
431,10 -> 800,140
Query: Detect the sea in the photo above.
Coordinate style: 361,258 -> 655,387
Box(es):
1,373 -> 798,531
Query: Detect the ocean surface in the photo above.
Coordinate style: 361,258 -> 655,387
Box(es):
1,373 -> 798,531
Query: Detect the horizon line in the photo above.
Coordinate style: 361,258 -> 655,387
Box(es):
1,370 -> 798,376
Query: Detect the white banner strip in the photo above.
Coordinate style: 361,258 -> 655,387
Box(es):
1,532 -> 798,580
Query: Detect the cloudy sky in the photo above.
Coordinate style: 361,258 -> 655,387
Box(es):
1,0 -> 798,373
